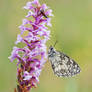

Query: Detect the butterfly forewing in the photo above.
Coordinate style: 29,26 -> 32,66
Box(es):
48,46 -> 81,77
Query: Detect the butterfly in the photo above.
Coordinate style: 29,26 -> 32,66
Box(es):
48,42 -> 81,77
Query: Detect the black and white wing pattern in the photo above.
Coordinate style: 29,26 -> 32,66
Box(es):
48,46 -> 81,77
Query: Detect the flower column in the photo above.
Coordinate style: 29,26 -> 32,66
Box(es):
9,0 -> 53,92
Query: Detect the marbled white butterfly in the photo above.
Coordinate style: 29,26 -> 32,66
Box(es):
48,42 -> 81,77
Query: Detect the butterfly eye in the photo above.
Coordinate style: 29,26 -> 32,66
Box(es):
50,47 -> 53,51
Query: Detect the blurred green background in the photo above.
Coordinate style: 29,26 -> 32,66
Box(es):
0,0 -> 92,92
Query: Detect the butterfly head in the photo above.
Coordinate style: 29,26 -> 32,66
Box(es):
48,46 -> 56,57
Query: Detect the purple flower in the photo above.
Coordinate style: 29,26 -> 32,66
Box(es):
9,0 -> 53,92
15,34 -> 23,44
23,71 -> 32,80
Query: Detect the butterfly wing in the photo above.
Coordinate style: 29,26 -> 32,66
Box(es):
50,51 -> 81,77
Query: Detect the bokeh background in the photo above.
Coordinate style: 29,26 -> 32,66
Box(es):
0,0 -> 92,92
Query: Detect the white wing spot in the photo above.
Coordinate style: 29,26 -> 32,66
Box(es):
64,57 -> 69,62
55,67 -> 58,72
75,65 -> 77,68
70,60 -> 73,63
58,65 -> 61,70
73,69 -> 76,72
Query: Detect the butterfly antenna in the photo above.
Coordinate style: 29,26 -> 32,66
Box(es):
53,40 -> 58,47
